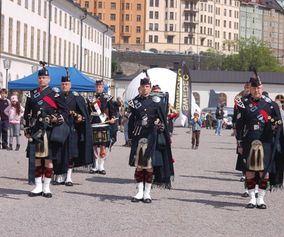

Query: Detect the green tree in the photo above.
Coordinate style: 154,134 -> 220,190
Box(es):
222,37 -> 284,72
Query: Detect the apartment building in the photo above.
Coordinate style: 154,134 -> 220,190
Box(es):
0,0 -> 112,89
240,1 -> 284,63
145,0 -> 240,54
75,0 -> 146,51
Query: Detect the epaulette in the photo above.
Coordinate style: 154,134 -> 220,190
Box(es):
52,87 -> 60,97
262,95 -> 272,103
152,95 -> 161,103
52,87 -> 60,93
128,100 -> 134,108
72,91 -> 79,96
25,91 -> 31,98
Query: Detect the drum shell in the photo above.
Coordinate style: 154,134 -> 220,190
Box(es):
92,124 -> 110,146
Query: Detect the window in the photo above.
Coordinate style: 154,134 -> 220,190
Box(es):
136,26 -> 141,33
125,3 -> 130,10
154,23 -> 159,31
137,15 -> 141,22
169,24 -> 174,31
149,35 -> 153,42
30,26 -> 34,58
17,0 -> 21,5
149,11 -> 153,19
110,2 -> 116,9
54,8 -> 57,24
137,4 -> 141,10
125,26 -> 129,32
136,37 -> 141,44
149,23 -> 153,30
125,14 -> 130,21
167,36 -> 174,43
44,1 -> 47,18
38,0 -> 41,15
8,18 -> 13,53
110,25 -> 116,32
43,31 -> 46,61
170,12 -> 174,20
123,36 -> 129,43
53,36 -> 57,64
150,0 -> 154,7
155,0 -> 159,7
25,0 -> 28,9
98,2 -> 103,8
170,0 -> 174,8
32,0 -> 35,12
16,21 -> 21,55
110,14 -> 116,20
85,1 -> 89,8
155,11 -> 159,19
23,24 -> 28,57
154,35 -> 158,42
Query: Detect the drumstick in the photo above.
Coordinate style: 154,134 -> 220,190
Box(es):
99,117 -> 119,124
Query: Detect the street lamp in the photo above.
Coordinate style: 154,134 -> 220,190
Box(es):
3,59 -> 11,89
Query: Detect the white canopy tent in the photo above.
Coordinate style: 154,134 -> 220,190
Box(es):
124,67 -> 200,126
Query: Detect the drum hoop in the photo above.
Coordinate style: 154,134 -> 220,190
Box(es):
91,124 -> 110,128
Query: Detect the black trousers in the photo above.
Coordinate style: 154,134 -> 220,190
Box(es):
0,120 -> 9,146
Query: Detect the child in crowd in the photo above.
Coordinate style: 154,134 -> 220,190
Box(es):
4,95 -> 24,151
191,111 -> 202,149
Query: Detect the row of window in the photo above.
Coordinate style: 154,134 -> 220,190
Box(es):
1,14 -> 110,76
11,0 -> 109,46
91,1 -> 142,11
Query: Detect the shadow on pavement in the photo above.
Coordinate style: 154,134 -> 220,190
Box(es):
179,175 -> 239,182
168,197 -> 244,210
0,176 -> 27,182
0,188 -> 27,200
86,176 -> 134,184
65,191 -> 130,202
211,147 -> 236,151
173,188 -> 240,197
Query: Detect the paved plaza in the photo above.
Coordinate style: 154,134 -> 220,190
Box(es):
1,128 -> 284,237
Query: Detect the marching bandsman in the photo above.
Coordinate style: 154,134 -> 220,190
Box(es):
235,76 -> 282,209
87,79 -> 116,175
53,69 -> 93,186
23,62 -> 68,198
128,77 -> 174,203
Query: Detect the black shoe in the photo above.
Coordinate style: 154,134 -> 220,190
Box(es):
246,203 -> 256,208
52,181 -> 65,185
257,204 -> 267,209
42,192 -> 52,198
28,192 -> 43,197
255,193 -> 258,198
143,198 -> 152,204
65,181 -> 73,186
15,144 -> 20,151
89,169 -> 99,174
98,170 -> 106,175
131,197 -> 142,202
241,192 -> 249,198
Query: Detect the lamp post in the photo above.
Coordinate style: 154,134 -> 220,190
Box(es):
3,59 -> 11,89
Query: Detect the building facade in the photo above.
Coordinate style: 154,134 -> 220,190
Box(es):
145,0 -> 240,54
75,0 -> 146,51
0,0 -> 113,89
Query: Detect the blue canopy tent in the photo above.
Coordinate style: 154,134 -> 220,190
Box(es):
8,66 -> 108,92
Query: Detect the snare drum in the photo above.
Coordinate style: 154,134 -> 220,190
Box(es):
92,124 -> 110,146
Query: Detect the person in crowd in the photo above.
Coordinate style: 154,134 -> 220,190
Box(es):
235,76 -> 283,209
23,62 -> 68,198
215,104 -> 224,135
87,80 -> 116,175
4,95 -> 24,151
53,70 -> 93,186
191,111 -> 202,149
0,88 -> 10,149
128,77 -> 174,203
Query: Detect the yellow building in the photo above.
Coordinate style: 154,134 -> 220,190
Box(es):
75,0 -> 146,51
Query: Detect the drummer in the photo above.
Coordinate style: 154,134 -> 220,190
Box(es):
87,79 -> 116,175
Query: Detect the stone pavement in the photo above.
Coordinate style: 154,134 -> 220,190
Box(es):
1,128 -> 284,237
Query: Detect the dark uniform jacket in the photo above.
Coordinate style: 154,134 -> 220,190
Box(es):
24,87 -> 68,160
128,93 -> 174,188
235,94 -> 281,173
54,91 -> 93,174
